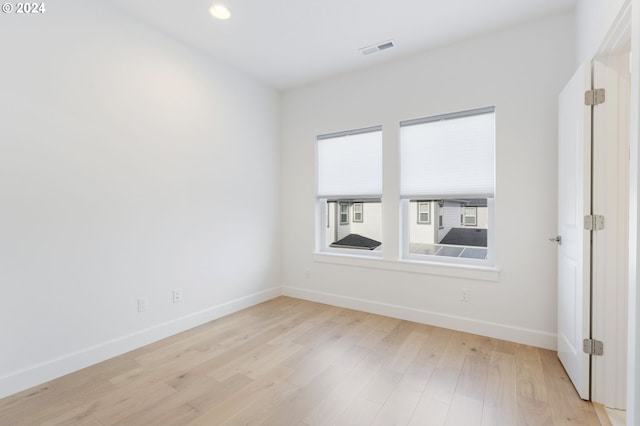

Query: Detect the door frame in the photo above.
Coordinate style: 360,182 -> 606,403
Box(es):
590,0 -> 632,410
591,54 -> 631,409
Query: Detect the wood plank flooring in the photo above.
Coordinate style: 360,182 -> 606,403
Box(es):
0,297 -> 601,425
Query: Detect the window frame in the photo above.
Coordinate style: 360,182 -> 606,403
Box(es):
314,108 -> 495,268
417,201 -> 431,224
399,107 -> 495,267
353,202 -> 363,222
339,202 -> 350,225
464,206 -> 478,226
315,126 -> 383,257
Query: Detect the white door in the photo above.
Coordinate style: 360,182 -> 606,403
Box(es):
557,62 -> 591,400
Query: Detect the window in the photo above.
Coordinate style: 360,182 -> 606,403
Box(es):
316,127 -> 382,253
353,203 -> 363,222
417,202 -> 431,224
400,107 -> 495,264
339,202 -> 350,224
464,206 -> 477,226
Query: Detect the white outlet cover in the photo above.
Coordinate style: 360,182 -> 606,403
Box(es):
460,288 -> 470,302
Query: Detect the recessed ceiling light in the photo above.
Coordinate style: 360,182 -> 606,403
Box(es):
209,3 -> 231,20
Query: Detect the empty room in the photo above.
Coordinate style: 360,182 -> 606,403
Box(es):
1,0 -> 639,425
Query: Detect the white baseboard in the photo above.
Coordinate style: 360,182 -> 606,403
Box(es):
1,285 -> 557,400
282,286 -> 556,350
0,287 -> 282,400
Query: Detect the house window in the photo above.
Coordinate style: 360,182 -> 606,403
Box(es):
464,207 -> 477,226
353,203 -> 363,222
316,126 -> 383,253
400,107 -> 495,264
417,202 -> 431,224
340,202 -> 350,224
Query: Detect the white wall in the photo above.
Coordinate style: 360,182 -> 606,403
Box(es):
575,0 -> 629,63
281,13 -> 575,349
0,1 -> 281,398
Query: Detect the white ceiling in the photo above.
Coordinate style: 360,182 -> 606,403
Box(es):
108,0 -> 576,90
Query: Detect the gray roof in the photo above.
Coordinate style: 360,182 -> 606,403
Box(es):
463,199 -> 488,207
331,233 -> 381,250
439,228 -> 487,247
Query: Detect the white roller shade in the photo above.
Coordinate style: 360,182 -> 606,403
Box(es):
317,127 -> 382,198
400,108 -> 495,198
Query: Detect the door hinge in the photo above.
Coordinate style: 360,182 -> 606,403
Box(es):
584,88 -> 605,106
583,338 -> 604,356
584,214 -> 605,231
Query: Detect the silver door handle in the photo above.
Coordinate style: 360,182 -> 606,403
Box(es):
549,235 -> 562,245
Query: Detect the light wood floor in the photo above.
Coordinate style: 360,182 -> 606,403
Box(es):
0,296 -> 601,425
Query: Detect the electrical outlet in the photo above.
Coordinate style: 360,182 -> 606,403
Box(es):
137,297 -> 148,313
172,288 -> 183,303
460,288 -> 470,302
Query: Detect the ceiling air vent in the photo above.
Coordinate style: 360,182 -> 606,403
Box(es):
359,39 -> 395,56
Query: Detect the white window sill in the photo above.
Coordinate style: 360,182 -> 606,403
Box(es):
313,252 -> 500,282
